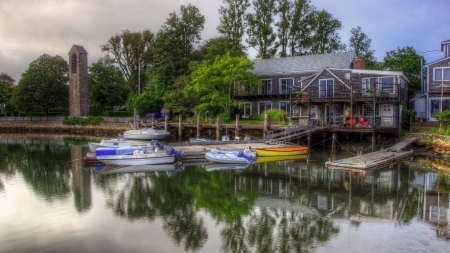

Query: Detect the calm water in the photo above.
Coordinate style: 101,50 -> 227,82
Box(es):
0,134 -> 449,253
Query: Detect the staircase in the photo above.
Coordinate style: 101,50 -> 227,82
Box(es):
264,123 -> 316,144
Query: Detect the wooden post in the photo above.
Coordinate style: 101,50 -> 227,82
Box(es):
178,114 -> 182,140
307,133 -> 311,148
216,114 -> 221,141
196,114 -> 200,138
151,113 -> 155,128
372,131 -> 375,152
263,114 -> 268,138
331,133 -> 337,162
235,114 -> 240,140
164,115 -> 168,132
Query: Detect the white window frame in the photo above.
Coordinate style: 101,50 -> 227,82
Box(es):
319,79 -> 334,98
259,79 -> 272,95
242,102 -> 251,118
279,78 -> 294,95
362,78 -> 372,94
258,101 -> 272,114
279,101 -> 290,116
377,76 -> 395,94
433,67 -> 450,81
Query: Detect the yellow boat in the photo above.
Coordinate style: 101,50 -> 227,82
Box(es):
256,155 -> 307,164
255,146 -> 308,157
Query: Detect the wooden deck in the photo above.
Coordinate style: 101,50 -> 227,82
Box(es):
325,138 -> 417,171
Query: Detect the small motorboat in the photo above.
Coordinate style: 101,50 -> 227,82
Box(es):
205,148 -> 256,164
255,146 -> 308,157
123,127 -> 170,140
88,138 -> 131,152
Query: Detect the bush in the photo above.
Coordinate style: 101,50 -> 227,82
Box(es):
258,109 -> 287,124
63,116 -> 105,125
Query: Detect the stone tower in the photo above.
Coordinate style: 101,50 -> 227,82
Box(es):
68,45 -> 89,116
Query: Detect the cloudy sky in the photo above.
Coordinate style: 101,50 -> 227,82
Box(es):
1,0 -> 449,82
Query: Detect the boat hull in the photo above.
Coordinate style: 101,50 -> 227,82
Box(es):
255,147 -> 308,157
205,152 -> 253,164
123,129 -> 170,140
96,153 -> 175,166
88,139 -> 131,152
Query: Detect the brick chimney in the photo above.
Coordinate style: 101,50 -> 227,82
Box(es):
352,58 -> 365,69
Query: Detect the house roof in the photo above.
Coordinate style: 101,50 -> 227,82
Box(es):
252,51 -> 355,76
69,45 -> 88,55
441,40 -> 450,50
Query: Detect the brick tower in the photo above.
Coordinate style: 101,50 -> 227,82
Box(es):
68,45 -> 89,116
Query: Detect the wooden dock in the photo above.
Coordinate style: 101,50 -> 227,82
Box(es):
325,138 -> 417,171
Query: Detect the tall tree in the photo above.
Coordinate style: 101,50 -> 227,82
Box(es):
199,37 -> 245,63
275,0 -> 290,57
349,26 -> 377,69
245,0 -> 278,59
188,53 -> 260,115
217,0 -> 250,54
290,0 -> 314,56
88,58 -> 130,111
0,73 -> 15,105
307,10 -> 343,54
383,46 -> 424,100
154,4 -> 205,89
10,54 -> 68,114
100,29 -> 156,94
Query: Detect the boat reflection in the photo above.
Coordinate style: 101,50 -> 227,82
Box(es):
255,154 -> 307,164
204,163 -> 250,172
98,164 -> 176,175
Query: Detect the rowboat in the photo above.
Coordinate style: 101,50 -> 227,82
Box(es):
205,148 -> 256,164
256,155 -> 307,164
255,146 -> 308,156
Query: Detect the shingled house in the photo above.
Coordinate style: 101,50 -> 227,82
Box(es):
412,40 -> 450,120
236,52 -> 409,134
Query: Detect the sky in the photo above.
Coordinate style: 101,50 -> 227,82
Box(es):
1,0 -> 449,83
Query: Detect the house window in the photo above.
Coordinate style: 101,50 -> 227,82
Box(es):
310,105 -> 317,119
259,79 -> 272,95
431,99 -> 450,116
259,101 -> 272,114
242,102 -> 251,117
434,67 -> 450,81
238,83 -> 251,95
319,79 -> 334,98
363,105 -> 380,117
71,54 -> 77,74
362,78 -> 376,94
279,78 -> 293,94
279,101 -> 290,116
378,77 -> 395,93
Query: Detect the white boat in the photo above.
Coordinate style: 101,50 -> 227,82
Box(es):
88,138 -> 131,152
205,148 -> 256,164
123,127 -> 170,140
96,152 -> 175,166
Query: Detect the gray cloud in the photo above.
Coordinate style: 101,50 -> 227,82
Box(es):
1,0 -> 449,83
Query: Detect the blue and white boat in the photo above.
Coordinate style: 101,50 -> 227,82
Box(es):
205,148 -> 256,164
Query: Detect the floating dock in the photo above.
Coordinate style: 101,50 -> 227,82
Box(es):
325,138 -> 417,171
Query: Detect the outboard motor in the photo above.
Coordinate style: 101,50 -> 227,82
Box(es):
166,146 -> 184,159
150,140 -> 165,149
237,151 -> 252,162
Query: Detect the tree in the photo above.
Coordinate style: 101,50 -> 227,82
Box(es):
0,73 -> 15,105
217,0 -> 250,54
188,53 -> 260,115
88,58 -> 130,111
163,75 -> 197,115
245,0 -> 278,59
382,46 -> 424,100
307,10 -> 343,54
275,0 -> 290,57
10,54 -> 68,114
289,0 -> 314,56
349,26 -> 377,69
199,37 -> 245,63
154,4 -> 205,89
100,29 -> 156,94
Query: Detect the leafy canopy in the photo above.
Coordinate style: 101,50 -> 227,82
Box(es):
0,73 -> 15,105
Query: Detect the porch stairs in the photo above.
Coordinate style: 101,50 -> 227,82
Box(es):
264,123 -> 317,144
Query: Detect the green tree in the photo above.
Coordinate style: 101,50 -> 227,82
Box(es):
10,54 -> 68,115
217,0 -> 250,54
382,46 -> 424,101
245,0 -> 278,59
199,37 -> 245,63
307,9 -> 343,54
163,75 -> 196,115
0,73 -> 15,105
349,26 -> 377,69
290,0 -> 315,56
189,53 -> 259,115
88,58 -> 130,112
100,29 -> 156,94
275,0 -> 290,57
154,4 -> 205,89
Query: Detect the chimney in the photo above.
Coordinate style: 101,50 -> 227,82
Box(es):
352,58 -> 365,69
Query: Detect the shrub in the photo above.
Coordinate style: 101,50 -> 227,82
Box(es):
63,116 -> 104,125
258,109 -> 287,124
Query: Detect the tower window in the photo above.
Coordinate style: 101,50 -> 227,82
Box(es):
71,54 -> 77,74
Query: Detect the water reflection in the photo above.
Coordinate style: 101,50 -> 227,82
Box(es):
0,134 -> 449,252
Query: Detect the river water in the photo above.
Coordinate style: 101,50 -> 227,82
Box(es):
0,134 -> 449,253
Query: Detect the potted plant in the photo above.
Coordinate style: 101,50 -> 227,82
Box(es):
296,91 -> 304,97
365,88 -> 374,97
378,90 -> 389,96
